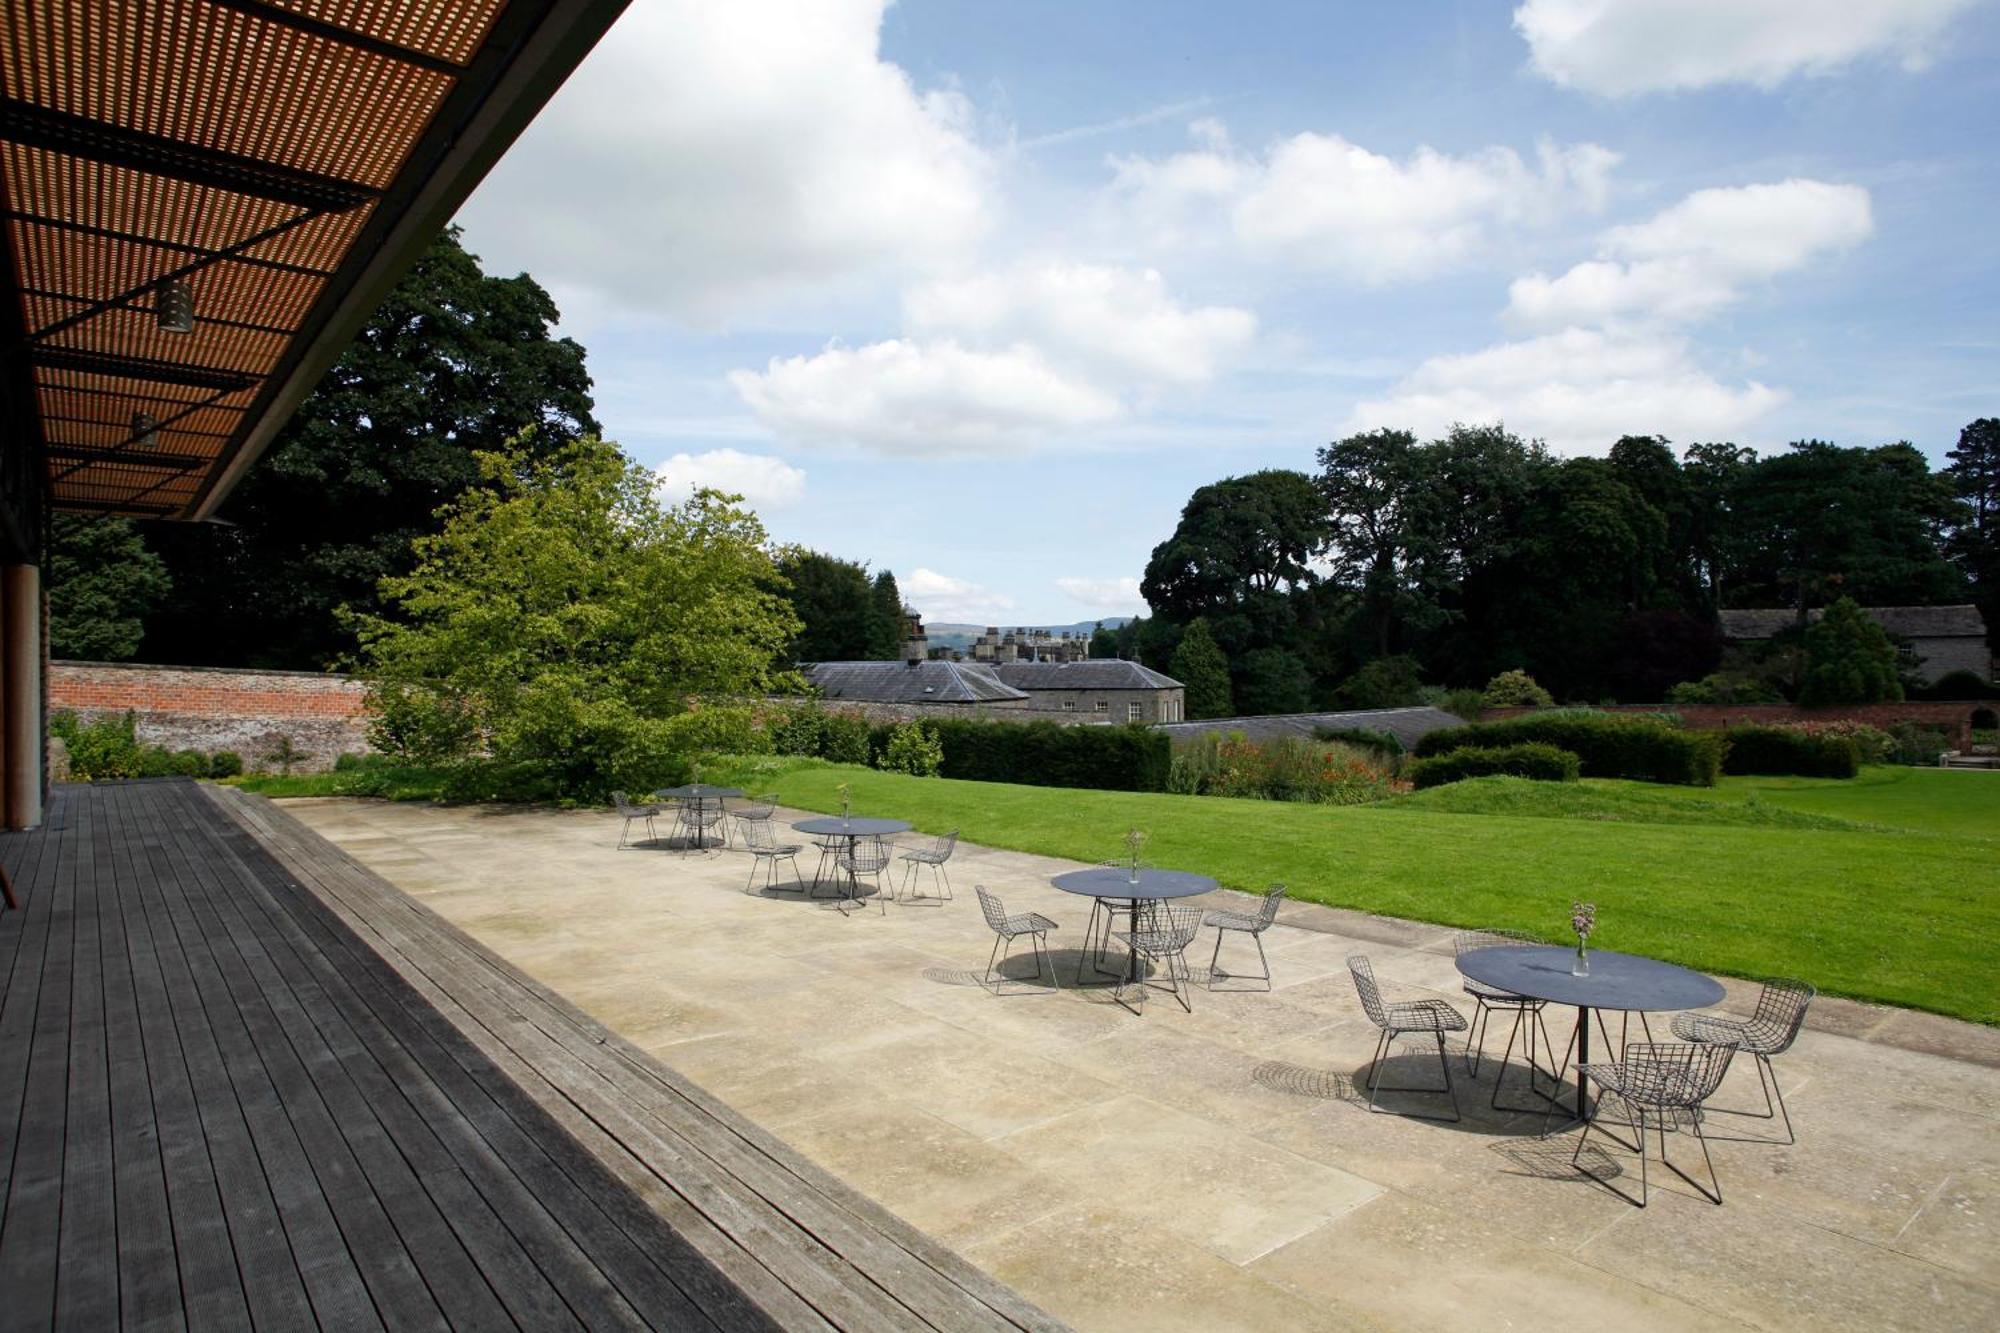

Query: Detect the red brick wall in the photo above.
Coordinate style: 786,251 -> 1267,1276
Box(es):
49,661 -> 370,770
1483,701 -> 1987,749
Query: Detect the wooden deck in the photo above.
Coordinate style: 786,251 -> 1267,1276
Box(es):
0,781 -> 1061,1331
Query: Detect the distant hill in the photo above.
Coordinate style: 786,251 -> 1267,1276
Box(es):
924,616 -> 1133,652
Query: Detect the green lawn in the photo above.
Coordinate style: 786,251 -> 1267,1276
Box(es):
711,757 -> 2000,1025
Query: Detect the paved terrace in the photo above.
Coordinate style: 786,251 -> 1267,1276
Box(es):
281,794 -> 2000,1332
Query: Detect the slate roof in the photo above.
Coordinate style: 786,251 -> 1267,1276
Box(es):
806,660 -> 1028,705
1719,604 -> 1988,641
986,660 -> 1184,691
1156,706 -> 1465,749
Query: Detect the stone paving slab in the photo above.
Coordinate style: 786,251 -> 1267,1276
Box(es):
280,797 -> 2000,1333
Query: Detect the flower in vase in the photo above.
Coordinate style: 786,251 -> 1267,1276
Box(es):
1570,900 -> 1596,946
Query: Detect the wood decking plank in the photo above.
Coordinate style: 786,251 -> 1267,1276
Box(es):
55,778 -> 123,1329
212,787 -> 1063,1333
195,803 -> 735,1333
136,782 -> 587,1333
0,778 -> 84,1327
0,790 -> 63,1218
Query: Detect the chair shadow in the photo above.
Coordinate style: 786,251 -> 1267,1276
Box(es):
1254,1052 -> 1575,1137
919,946 -> 1162,996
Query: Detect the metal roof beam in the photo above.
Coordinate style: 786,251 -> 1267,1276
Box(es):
48,496 -> 178,516
45,444 -> 208,472
206,0 -> 467,77
32,347 -> 259,394
0,100 -> 380,213
2,211 -> 336,278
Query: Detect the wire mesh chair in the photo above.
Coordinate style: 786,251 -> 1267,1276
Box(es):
834,834 -> 893,914
1574,1041 -> 1738,1207
1670,978 -> 1814,1144
1453,928 -> 1560,1111
741,818 -> 804,895
1076,861 -> 1156,984
610,791 -> 661,849
896,829 -> 958,904
1203,884 -> 1286,990
651,792 -> 684,845
678,799 -> 727,853
732,793 -> 779,845
1112,904 -> 1206,1013
808,835 -> 849,894
974,886 -> 1059,992
1348,954 -> 1468,1122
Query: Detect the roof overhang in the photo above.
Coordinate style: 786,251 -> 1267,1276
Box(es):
0,0 -> 630,528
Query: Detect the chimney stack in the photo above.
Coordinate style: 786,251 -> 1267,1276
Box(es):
902,607 -> 928,664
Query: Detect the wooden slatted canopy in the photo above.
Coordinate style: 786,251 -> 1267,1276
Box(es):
0,0 -> 628,535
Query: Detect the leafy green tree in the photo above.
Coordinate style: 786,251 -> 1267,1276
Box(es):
1680,442 -> 1756,610
1142,469 -> 1327,620
1168,618 -> 1233,718
46,514 -> 170,660
1088,621 -> 1118,659
354,437 -> 797,799
1797,597 -> 1904,706
143,228 -> 598,669
1316,429 -> 1439,656
867,569 -> 905,660
774,549 -> 875,661
1236,647 -> 1313,715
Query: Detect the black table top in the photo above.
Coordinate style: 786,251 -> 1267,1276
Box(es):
791,816 -> 912,837
1456,945 -> 1724,1013
1051,867 -> 1219,901
656,785 -> 744,799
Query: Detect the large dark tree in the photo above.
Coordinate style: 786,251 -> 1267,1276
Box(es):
46,515 -> 170,660
1168,618 -> 1233,718
140,227 -> 598,668
1727,441 -> 1964,614
1141,469 -> 1327,621
774,549 -> 876,661
867,569 -> 905,660
1945,418 -> 2000,653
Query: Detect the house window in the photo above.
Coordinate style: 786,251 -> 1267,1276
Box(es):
1094,700 -> 1109,713
1127,702 -> 1143,722
1062,700 -> 1075,710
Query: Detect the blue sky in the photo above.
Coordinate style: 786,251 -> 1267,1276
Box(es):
455,0 -> 2000,626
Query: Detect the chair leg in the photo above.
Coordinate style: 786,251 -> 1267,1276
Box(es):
1208,928 -> 1224,985
1363,1029 -> 1462,1123
1465,996 -> 1491,1075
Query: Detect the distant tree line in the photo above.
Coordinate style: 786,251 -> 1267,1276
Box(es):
1103,421 -> 1997,715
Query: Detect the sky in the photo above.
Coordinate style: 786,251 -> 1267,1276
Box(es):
454,0 -> 2000,627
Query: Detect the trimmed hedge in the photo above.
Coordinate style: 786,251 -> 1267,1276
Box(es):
1311,725 -> 1406,756
1414,711 -> 1724,786
1410,743 -> 1580,790
908,719 -> 1171,792
1722,726 -> 1860,779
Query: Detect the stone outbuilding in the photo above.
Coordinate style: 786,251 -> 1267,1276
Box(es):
1718,605 -> 1993,686
984,660 -> 1187,723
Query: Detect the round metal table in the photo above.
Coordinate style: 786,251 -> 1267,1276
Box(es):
791,816 -> 912,901
1455,945 -> 1724,1120
1051,867 -> 1218,987
655,784 -> 743,849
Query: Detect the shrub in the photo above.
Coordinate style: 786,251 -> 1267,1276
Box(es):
1721,726 -> 1860,779
1925,669 -> 2000,700
928,719 -> 1171,792
1666,672 -> 1784,705
49,710 -> 145,781
766,702 -> 826,756
818,711 -> 872,765
1798,597 -> 1903,706
170,749 -> 210,778
1482,670 -> 1554,709
136,745 -> 178,778
1312,725 -> 1405,756
1169,731 -> 1395,803
1791,719 -> 1894,765
1334,655 -> 1425,709
1442,688 -> 1487,721
208,750 -> 244,778
877,720 -> 943,777
1410,742 -> 1580,789
1885,722 -> 1951,766
1413,711 -> 1724,786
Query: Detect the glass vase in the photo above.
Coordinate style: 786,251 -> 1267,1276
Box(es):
1572,943 -> 1590,977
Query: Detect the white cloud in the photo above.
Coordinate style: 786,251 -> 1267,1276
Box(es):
1054,576 -> 1145,613
653,449 -> 806,510
728,339 -> 1123,455
905,262 -> 1256,385
1106,123 -> 1619,280
1514,0 -> 1982,95
1506,179 -> 1873,328
904,568 -> 1018,623
457,0 -> 990,324
1345,328 -> 1786,454
734,261 -> 1253,453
